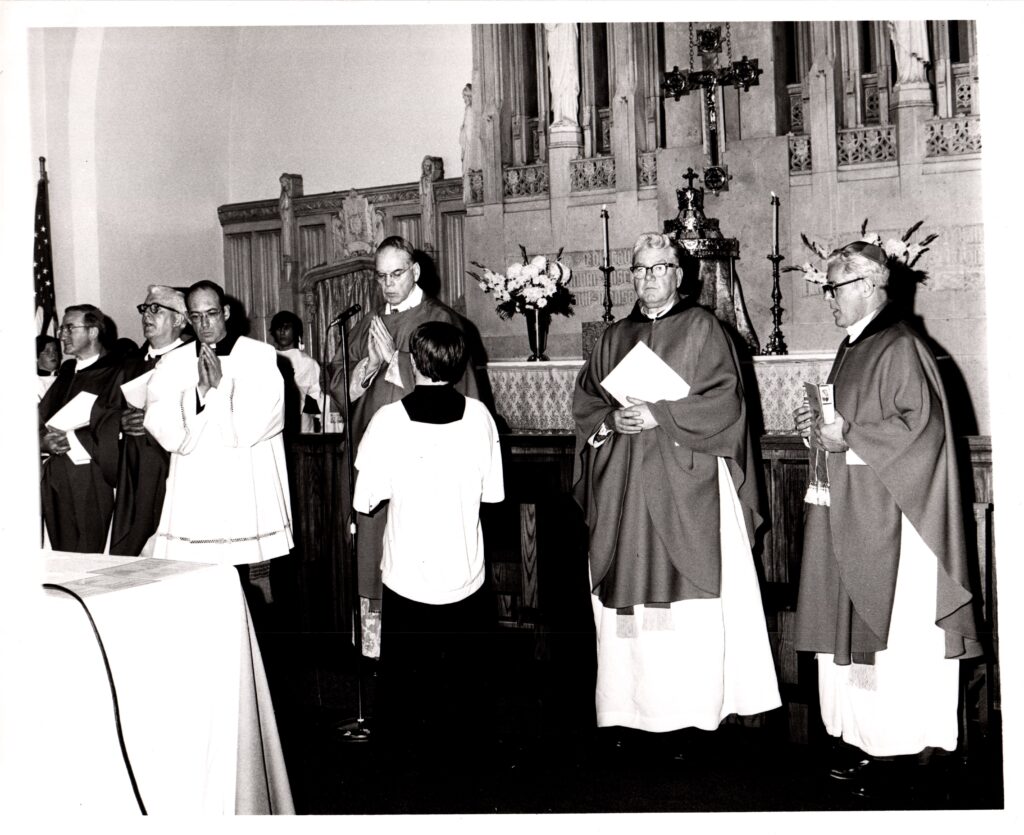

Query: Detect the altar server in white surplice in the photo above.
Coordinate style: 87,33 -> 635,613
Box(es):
145,280 -> 293,565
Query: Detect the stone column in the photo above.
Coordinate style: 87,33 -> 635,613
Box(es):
478,24 -> 507,206
609,23 -> 639,194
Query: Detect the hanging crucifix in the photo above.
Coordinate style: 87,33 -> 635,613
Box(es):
661,23 -> 763,194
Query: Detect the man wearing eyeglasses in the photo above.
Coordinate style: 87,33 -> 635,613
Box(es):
109,286 -> 191,556
143,280 -> 293,567
792,241 -> 980,796
39,304 -> 124,552
572,233 -> 780,748
328,235 -> 478,655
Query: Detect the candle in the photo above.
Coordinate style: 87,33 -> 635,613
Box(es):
601,204 -> 610,267
771,191 -> 779,256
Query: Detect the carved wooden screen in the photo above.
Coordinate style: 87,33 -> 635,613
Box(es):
224,228 -> 280,343
300,256 -> 381,414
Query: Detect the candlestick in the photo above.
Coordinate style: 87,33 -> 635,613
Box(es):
600,205 -> 614,323
763,251 -> 788,355
601,204 -> 610,265
770,191 -> 780,257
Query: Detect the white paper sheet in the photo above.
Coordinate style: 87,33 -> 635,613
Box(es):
45,391 -> 98,465
120,370 -> 154,409
45,390 -> 97,432
599,341 -> 690,406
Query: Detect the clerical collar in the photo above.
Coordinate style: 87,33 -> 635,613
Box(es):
401,384 -> 465,424
74,353 -> 101,372
147,337 -> 184,360
626,295 -> 696,323
386,283 -> 423,314
845,305 -> 885,342
194,331 -> 240,357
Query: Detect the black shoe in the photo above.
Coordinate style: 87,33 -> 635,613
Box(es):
829,756 -> 874,781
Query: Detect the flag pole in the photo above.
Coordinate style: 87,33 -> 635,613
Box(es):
34,156 -> 58,339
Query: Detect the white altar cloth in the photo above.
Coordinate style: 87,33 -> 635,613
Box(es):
0,552 -> 294,815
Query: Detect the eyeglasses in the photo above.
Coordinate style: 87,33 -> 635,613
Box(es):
630,262 -> 678,280
820,277 -> 865,300
137,302 -> 180,316
57,324 -> 91,336
374,265 -> 414,284
187,308 -> 223,324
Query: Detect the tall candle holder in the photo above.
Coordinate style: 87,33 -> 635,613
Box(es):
599,263 -> 615,322
762,251 -> 788,355
600,205 -> 614,322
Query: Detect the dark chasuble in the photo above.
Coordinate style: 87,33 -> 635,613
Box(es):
572,298 -> 764,610
794,304 -> 981,664
109,340 -> 189,556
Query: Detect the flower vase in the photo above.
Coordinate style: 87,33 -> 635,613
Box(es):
526,307 -> 550,362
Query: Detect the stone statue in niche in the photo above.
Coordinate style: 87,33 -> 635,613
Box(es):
278,173 -> 302,260
888,21 -> 930,85
545,23 -> 580,126
459,83 -> 481,172
419,155 -> 444,254
331,189 -> 385,260
279,173 -> 303,283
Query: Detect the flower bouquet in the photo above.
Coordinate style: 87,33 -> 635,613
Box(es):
468,246 -> 576,361
784,219 -> 938,286
467,245 -> 575,319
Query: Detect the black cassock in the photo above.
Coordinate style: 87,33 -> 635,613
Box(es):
109,342 -> 189,556
39,354 -> 124,553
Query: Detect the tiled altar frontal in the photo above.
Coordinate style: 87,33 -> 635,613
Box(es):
486,353 -> 836,433
752,353 -> 836,434
487,361 -> 582,432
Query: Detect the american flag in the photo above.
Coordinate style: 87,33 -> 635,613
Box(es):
34,157 -> 56,337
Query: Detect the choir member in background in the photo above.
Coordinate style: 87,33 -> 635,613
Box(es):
572,232 -> 781,754
270,310 -> 322,434
109,285 -> 190,556
144,281 -> 293,602
39,305 -> 124,552
353,321 -> 503,764
329,235 -> 478,657
793,241 -> 980,798
36,334 -> 60,402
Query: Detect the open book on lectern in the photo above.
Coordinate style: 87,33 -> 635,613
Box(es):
599,341 -> 690,407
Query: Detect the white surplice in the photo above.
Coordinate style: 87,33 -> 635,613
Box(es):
144,336 -> 293,564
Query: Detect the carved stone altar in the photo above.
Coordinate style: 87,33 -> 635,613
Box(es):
486,352 -> 836,434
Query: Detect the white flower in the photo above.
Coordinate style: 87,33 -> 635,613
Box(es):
536,297 -> 548,308
478,281 -> 488,292
507,263 -> 524,281
882,239 -> 908,262
547,261 -> 566,283
530,255 -> 547,272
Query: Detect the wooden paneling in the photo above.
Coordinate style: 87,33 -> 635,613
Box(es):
286,434 -> 351,633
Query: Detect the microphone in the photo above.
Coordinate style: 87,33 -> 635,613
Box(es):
327,304 -> 361,328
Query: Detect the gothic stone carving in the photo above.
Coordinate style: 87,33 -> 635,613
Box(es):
331,189 -> 385,260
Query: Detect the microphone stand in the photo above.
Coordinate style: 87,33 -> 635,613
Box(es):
330,314 -> 371,742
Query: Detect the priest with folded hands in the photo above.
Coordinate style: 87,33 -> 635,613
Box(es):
571,232 -> 780,747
